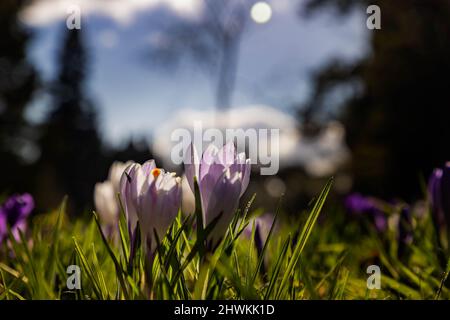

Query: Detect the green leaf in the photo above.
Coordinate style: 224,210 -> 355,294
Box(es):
116,193 -> 130,266
275,177 -> 333,299
72,237 -> 105,299
92,211 -> 130,299
264,235 -> 291,299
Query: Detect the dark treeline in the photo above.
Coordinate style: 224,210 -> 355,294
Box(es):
0,1 -> 152,215
0,0 -> 37,196
300,0 -> 450,200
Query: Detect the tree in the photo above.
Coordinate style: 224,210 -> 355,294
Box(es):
37,27 -> 104,214
299,0 -> 450,199
0,0 -> 38,193
149,0 -> 252,110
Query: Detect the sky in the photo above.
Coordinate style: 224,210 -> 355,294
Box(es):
22,0 -> 369,146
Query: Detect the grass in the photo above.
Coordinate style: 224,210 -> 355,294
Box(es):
1,177 -> 449,300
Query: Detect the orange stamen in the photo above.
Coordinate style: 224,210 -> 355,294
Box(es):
151,168 -> 161,179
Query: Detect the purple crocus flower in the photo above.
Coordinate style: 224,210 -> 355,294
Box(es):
428,164 -> 450,231
243,213 -> 276,279
345,193 -> 376,215
243,213 -> 276,254
0,213 -> 6,243
120,160 -> 182,256
94,161 -> 134,229
120,160 -> 157,239
0,193 -> 34,244
184,141 -> 251,249
373,210 -> 387,232
344,193 -> 387,232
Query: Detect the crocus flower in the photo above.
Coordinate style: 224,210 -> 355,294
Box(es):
345,193 -> 376,215
428,163 -> 450,266
373,210 -> 387,232
344,193 -> 387,233
184,142 -> 251,249
109,161 -> 134,194
243,213 -> 276,254
181,174 -> 195,216
94,161 -> 132,228
0,213 -> 6,243
243,213 -> 276,279
428,163 -> 450,231
120,160 -> 182,255
94,181 -> 118,227
0,193 -> 34,244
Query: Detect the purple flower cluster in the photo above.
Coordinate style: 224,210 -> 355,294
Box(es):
0,193 -> 34,244
117,142 -> 251,260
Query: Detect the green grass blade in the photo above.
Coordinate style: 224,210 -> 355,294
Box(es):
275,177 -> 333,299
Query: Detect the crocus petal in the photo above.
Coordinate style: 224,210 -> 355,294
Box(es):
232,154 -> 250,196
440,163 -> 450,226
11,220 -> 27,243
345,193 -> 376,214
18,194 -> 34,219
0,212 -> 6,243
217,141 -> 236,166
2,193 -> 34,227
137,179 -> 158,251
184,143 -> 200,193
0,193 -> 34,246
137,171 -> 181,253
181,174 -> 195,215
428,168 -> 445,227
240,159 -> 251,196
373,210 -> 387,232
243,213 -> 275,242
199,162 -> 226,215
108,161 -> 134,194
120,163 -> 140,234
200,144 -> 220,181
152,177 -> 181,240
204,169 -> 242,248
141,160 -> 157,175
183,142 -> 251,250
94,181 -> 118,226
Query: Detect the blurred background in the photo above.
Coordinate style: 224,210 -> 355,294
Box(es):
1,0 -> 449,216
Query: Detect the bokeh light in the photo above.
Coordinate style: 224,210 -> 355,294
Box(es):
250,1 -> 272,24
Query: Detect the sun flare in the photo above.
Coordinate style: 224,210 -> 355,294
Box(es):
250,1 -> 272,24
